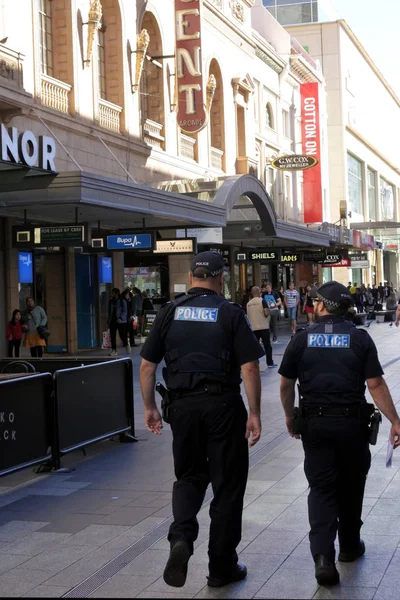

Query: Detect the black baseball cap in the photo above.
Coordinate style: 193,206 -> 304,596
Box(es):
190,251 -> 225,278
316,281 -> 354,308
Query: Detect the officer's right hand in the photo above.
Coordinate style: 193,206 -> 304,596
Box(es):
246,413 -> 262,447
145,407 -> 163,435
390,420 -> 400,448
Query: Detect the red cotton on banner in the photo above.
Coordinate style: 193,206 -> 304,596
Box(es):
175,0 -> 206,134
301,82 -> 323,223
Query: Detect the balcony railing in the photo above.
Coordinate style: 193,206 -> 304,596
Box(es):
180,134 -> 196,161
210,146 -> 224,171
143,118 -> 164,149
40,74 -> 71,114
98,98 -> 122,133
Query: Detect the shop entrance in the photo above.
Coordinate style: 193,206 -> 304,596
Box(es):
124,254 -> 169,312
75,254 -> 97,349
31,252 -> 68,353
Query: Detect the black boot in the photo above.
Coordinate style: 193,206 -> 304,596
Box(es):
163,541 -> 191,588
338,540 -> 365,562
314,555 -> 340,586
207,563 -> 247,588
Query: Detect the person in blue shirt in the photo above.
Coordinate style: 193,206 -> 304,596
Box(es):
261,283 -> 282,343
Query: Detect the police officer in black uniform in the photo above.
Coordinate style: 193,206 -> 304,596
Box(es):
139,251 -> 264,589
279,281 -> 400,586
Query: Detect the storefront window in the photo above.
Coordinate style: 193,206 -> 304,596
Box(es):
367,168 -> 377,221
347,153 -> 363,216
266,165 -> 275,202
321,267 -> 332,284
380,178 -> 395,221
124,266 -> 161,298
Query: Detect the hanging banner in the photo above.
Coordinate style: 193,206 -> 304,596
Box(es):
175,0 -> 206,133
301,82 -> 323,223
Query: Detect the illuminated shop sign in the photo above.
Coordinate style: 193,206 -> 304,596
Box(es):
18,252 -> 33,284
107,234 -> 153,250
0,124 -> 56,171
154,239 -> 195,254
175,0 -> 206,134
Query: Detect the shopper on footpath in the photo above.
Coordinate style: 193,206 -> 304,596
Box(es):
107,288 -> 128,356
262,283 -> 281,342
22,297 -> 48,358
247,286 -> 277,368
279,281 -> 400,586
139,251 -> 264,589
284,282 -> 300,336
6,309 -> 23,357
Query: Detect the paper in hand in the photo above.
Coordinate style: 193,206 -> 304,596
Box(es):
386,438 -> 394,469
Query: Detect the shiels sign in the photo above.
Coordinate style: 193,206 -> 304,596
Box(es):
272,155 -> 318,171
175,0 -> 206,134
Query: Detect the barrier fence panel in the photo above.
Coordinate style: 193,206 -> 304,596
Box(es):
54,358 -> 134,458
0,374 -> 53,476
0,357 -> 119,376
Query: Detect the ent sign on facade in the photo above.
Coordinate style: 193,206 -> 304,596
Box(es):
175,0 -> 206,134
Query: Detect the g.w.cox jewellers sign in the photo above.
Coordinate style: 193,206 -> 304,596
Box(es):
107,234 -> 152,250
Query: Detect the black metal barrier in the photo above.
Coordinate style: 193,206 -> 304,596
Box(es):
0,357 -> 119,375
0,358 -> 135,475
0,374 -> 53,476
53,358 -> 134,468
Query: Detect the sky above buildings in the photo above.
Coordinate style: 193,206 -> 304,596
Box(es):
333,0 -> 400,95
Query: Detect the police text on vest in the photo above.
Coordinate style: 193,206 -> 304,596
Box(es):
307,334 -> 350,348
174,307 -> 219,322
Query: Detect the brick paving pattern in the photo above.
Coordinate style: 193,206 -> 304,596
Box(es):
0,321 -> 399,598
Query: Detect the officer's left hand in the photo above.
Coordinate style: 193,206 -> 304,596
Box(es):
145,407 -> 163,435
286,416 -> 301,440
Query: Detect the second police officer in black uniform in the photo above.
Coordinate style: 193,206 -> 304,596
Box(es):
279,281 -> 400,586
139,252 -> 265,589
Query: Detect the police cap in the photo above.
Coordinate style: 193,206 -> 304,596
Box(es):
190,251 -> 225,278
316,281 -> 354,311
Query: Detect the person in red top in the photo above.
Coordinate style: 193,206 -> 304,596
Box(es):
6,310 -> 23,357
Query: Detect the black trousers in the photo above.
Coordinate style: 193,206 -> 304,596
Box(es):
253,329 -> 273,366
30,346 -> 44,358
302,415 -> 371,561
168,393 -> 249,576
126,321 -> 137,345
109,322 -> 127,350
8,340 -> 21,357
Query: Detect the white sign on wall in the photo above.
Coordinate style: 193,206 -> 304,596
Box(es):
176,227 -> 223,244
154,239 -> 194,254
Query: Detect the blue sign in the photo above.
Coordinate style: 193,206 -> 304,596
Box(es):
98,257 -> 113,284
107,234 -> 152,250
18,252 -> 33,284
307,334 -> 350,348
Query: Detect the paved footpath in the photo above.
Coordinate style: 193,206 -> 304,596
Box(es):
1,321 -> 400,598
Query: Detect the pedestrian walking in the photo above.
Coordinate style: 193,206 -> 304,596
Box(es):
6,309 -> 23,357
303,285 -> 315,324
279,281 -> 400,586
22,297 -> 48,358
139,251 -> 264,589
247,286 -> 277,368
262,283 -> 282,342
107,288 -> 128,356
284,282 -> 300,336
123,288 -> 137,350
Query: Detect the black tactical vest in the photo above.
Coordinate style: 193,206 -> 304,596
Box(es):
298,319 -> 366,405
163,293 -> 237,391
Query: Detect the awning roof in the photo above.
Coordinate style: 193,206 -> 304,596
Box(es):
0,170 -> 331,247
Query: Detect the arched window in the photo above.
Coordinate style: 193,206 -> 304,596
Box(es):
209,59 -> 225,172
38,0 -> 73,114
97,0 -> 124,133
141,12 -> 165,150
265,102 -> 274,130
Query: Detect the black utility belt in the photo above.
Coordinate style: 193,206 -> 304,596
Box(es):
170,383 -> 239,400
299,403 -> 373,419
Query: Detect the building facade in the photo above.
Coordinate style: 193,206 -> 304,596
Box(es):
286,20 -> 400,287
0,0 -> 332,354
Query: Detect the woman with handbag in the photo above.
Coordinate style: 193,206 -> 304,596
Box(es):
22,297 -> 48,357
